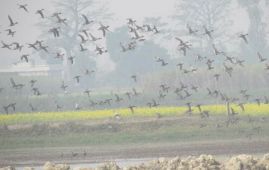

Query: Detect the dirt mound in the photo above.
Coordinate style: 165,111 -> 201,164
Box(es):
124,155 -> 221,170
23,167 -> 34,170
0,166 -> 15,170
43,162 -> 70,170
96,162 -> 121,170
1,154 -> 269,170
224,153 -> 269,170
258,154 -> 269,169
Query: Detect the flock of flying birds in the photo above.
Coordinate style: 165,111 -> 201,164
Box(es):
0,2 -> 269,123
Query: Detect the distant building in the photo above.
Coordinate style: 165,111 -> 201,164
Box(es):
0,63 -> 63,77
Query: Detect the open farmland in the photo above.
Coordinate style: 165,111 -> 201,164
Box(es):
1,104 -> 269,125
1,0 -> 269,168
0,104 -> 269,166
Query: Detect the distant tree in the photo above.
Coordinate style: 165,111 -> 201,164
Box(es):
35,0 -> 112,83
106,26 -> 169,87
171,0 -> 233,57
238,0 -> 268,61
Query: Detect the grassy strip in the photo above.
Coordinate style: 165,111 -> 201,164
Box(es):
1,116 -> 269,150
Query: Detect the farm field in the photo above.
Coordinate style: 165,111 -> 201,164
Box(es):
1,0 -> 269,168
0,103 -> 269,166
0,103 -> 269,125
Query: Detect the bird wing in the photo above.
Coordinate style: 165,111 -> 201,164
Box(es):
101,29 -> 105,37
80,44 -> 84,50
38,10 -> 45,18
8,15 -> 13,25
79,34 -> 85,41
181,47 -> 186,56
10,78 -> 16,87
175,37 -> 183,43
82,14 -> 89,23
23,6 -> 28,12
208,32 -> 212,38
243,37 -> 248,43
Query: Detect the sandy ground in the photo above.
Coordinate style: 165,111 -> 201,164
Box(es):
1,139 -> 269,167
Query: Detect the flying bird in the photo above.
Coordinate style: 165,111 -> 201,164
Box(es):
40,45 -> 49,53
115,94 -> 123,102
29,79 -> 37,87
55,52 -> 64,60
132,88 -> 140,96
8,15 -> 18,27
28,43 -> 38,50
10,78 -> 24,89
85,69 -> 95,76
36,9 -> 45,18
68,56 -> 75,64
98,23 -> 110,37
18,4 -> 29,12
78,34 -> 88,43
120,42 -> 127,52
186,24 -> 198,35
203,26 -> 214,39
238,103 -> 245,112
29,103 -> 37,112
239,33 -> 248,44
81,14 -> 93,25
95,45 -> 107,55
257,52 -> 267,62
88,32 -> 101,41
153,25 -> 160,34
127,18 -> 136,25
212,44 -> 224,55
213,74 -> 220,81
60,81 -> 68,91
125,92 -> 132,100
8,103 -> 16,112
186,102 -> 193,115
80,29 -> 89,37
1,41 -> 12,49
131,75 -> 137,82
73,76 -> 81,84
132,29 -> 144,40
128,105 -> 136,114
80,44 -> 87,52
196,104 -> 202,113
5,29 -> 16,37
49,27 -> 60,37
84,89 -> 91,97
20,54 -> 29,62
12,42 -> 23,51
3,105 -> 9,114
32,87 -> 41,96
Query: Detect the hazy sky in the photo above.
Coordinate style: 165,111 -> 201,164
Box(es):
0,0 -> 177,68
0,0 -> 54,67
109,0 -> 175,20
1,0 -> 268,70
0,0 -> 176,38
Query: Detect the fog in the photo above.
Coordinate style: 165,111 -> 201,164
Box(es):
0,0 -> 268,113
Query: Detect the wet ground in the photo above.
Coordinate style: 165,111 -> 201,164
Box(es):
1,115 -> 269,167
1,139 -> 269,167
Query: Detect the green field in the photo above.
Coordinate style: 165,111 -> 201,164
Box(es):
0,103 -> 268,150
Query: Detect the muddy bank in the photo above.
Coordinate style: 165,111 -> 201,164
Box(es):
1,139 -> 269,167
1,153 -> 269,170
1,116 -> 269,167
